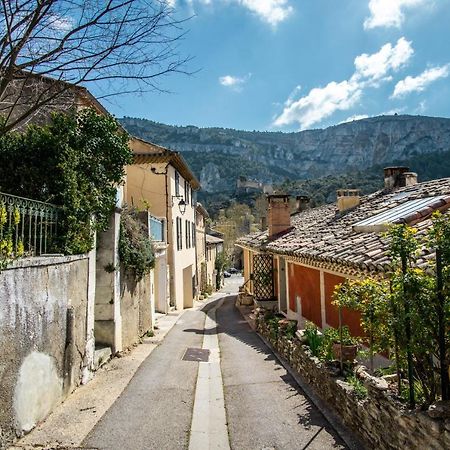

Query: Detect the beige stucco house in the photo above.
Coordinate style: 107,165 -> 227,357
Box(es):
126,137 -> 201,311
195,203 -> 209,296
206,233 -> 224,290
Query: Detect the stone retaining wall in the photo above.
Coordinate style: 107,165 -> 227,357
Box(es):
256,317 -> 450,450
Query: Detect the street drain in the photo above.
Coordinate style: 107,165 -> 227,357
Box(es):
182,347 -> 210,362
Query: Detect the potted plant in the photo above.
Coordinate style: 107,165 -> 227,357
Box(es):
332,325 -> 359,362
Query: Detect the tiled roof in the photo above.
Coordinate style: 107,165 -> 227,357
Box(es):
129,137 -> 201,190
236,178 -> 450,274
206,234 -> 224,245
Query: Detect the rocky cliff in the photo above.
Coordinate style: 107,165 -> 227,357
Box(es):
120,115 -> 450,192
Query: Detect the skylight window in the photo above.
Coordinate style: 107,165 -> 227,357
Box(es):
352,196 -> 445,233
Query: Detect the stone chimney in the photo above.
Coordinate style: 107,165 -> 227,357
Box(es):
268,194 -> 291,238
296,195 -> 310,212
401,172 -> 418,187
383,166 -> 410,190
337,189 -> 360,213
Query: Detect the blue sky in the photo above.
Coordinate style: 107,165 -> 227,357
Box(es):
103,0 -> 450,132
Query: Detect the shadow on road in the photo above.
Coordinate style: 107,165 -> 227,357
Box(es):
182,295 -> 347,450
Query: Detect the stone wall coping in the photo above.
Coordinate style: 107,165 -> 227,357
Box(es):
4,254 -> 88,270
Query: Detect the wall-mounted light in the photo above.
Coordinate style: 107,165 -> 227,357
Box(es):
172,195 -> 187,215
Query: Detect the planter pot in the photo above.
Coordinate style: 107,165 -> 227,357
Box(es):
332,343 -> 358,362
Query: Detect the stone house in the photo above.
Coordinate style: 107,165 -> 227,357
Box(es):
206,233 -> 224,290
237,168 -> 450,336
125,137 -> 201,311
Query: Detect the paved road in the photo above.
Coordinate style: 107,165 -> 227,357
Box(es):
218,297 -> 345,450
83,276 -> 347,450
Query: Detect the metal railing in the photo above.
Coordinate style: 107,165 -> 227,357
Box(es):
0,192 -> 60,258
149,215 -> 164,242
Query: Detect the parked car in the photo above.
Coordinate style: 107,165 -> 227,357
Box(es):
223,271 -> 231,278
228,268 -> 239,274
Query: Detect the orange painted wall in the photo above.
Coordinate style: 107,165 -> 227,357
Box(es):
324,272 -> 363,337
288,263 -> 322,327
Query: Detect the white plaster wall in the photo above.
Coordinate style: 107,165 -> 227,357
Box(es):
14,352 -> 62,433
0,255 -> 91,447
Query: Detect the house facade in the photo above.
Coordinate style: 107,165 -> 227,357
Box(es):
237,168 -> 450,337
206,233 -> 224,290
126,137 -> 200,311
195,203 -> 208,296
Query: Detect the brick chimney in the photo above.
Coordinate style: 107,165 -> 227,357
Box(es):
384,166 -> 410,190
296,195 -> 310,212
267,194 -> 291,238
337,189 -> 360,213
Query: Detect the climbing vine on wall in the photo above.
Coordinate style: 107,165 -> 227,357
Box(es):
119,206 -> 155,282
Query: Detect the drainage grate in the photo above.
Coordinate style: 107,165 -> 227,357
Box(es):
182,347 -> 210,362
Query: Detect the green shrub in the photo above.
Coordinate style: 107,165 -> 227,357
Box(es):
346,374 -> 368,400
0,109 -> 132,255
304,322 -> 324,357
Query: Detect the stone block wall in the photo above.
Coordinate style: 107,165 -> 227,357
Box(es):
256,317 -> 450,450
0,255 -> 93,448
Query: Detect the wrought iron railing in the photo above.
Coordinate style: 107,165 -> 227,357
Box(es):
149,215 -> 164,242
0,192 -> 60,258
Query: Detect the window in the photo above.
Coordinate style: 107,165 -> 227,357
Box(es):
175,171 -> 180,196
185,180 -> 190,204
192,221 -> 195,247
176,217 -> 182,250
191,190 -> 196,207
185,220 -> 189,248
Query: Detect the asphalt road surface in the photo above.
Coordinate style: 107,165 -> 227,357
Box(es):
83,276 -> 347,450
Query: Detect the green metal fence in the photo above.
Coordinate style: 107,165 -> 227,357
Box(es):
0,192 -> 60,258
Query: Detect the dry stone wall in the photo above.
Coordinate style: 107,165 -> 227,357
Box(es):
256,317 -> 450,450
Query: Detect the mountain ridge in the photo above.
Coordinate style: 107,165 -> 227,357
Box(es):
119,114 -> 450,193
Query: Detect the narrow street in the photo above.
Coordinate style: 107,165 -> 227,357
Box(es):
82,276 -> 347,450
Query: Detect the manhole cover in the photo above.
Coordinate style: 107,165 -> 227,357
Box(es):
182,347 -> 210,362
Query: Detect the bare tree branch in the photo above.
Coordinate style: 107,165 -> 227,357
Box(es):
0,0 -> 192,132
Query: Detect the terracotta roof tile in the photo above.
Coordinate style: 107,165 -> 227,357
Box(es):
236,177 -> 450,273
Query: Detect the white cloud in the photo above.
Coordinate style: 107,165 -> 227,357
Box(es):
239,0 -> 293,26
353,37 -> 413,82
170,0 -> 293,26
273,38 -> 414,130
340,114 -> 369,124
219,73 -> 251,91
364,0 -> 427,29
274,80 -> 362,129
392,64 -> 449,98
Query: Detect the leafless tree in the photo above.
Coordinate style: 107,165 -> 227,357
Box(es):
0,0 -> 191,132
